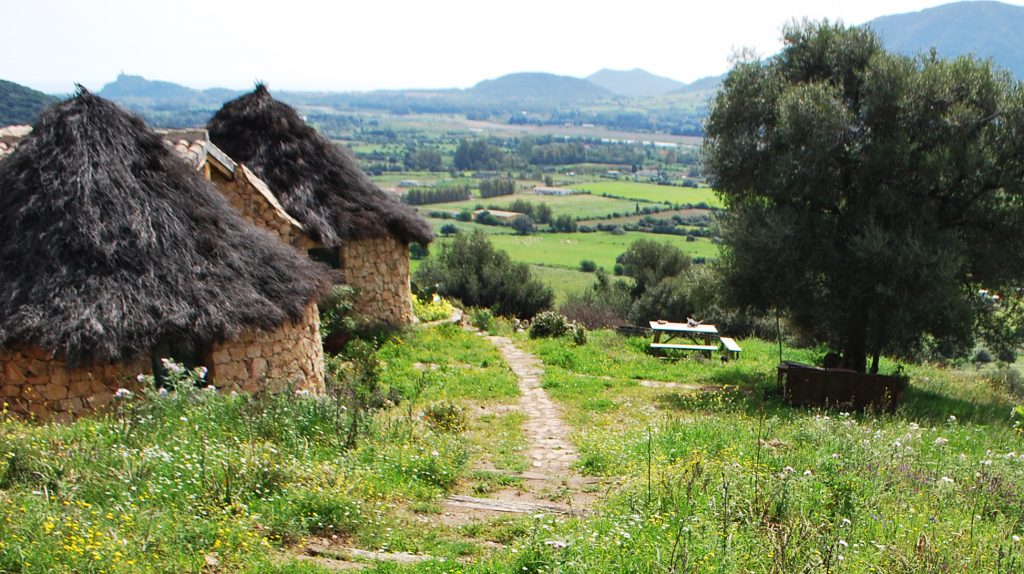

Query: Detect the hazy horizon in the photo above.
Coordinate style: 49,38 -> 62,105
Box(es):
5,0 -> 1021,95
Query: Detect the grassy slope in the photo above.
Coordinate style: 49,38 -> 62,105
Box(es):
4,326 -> 1023,572
574,181 -> 724,207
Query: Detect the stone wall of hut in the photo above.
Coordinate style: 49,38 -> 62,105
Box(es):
208,302 -> 325,395
210,166 -> 315,250
0,303 -> 325,421
0,349 -> 148,422
340,236 -> 415,326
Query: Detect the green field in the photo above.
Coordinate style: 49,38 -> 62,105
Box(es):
425,192 -> 641,220
529,265 -> 601,304
486,231 -> 718,269
575,181 -> 724,207
420,229 -> 718,271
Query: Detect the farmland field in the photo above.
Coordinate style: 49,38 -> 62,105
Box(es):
479,231 -> 717,269
423,192 -> 644,220
529,265 -> 601,304
575,180 -> 724,207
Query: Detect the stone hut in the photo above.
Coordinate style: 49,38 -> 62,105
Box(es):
0,90 -> 332,420
207,85 -> 434,326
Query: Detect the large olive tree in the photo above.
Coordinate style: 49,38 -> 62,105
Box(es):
704,21 -> 1024,372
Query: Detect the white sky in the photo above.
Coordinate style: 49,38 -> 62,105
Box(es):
3,0 -> 1018,94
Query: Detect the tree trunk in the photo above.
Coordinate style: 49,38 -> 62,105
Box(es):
840,314 -> 868,373
870,350 -> 880,374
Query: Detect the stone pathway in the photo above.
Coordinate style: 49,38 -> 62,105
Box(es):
437,334 -> 594,523
296,330 -> 594,568
487,335 -> 578,476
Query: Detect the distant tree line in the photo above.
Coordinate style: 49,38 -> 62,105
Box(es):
402,185 -> 472,206
479,177 -> 515,198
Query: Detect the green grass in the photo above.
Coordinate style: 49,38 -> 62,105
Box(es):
426,193 -> 639,220
0,325 -> 519,572
6,324 -> 1024,573
485,231 -> 718,269
529,265 -> 600,305
574,181 -> 725,208
482,329 -> 1024,573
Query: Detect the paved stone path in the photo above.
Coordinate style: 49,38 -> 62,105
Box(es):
487,335 -> 579,476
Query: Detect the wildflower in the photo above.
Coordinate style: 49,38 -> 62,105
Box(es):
841,518 -> 852,526
838,540 -> 848,547
940,476 -> 955,484
783,466 -> 796,474
179,416 -> 188,422
948,415 -> 957,423
135,373 -> 146,383
157,388 -> 169,396
934,437 -> 949,446
114,388 -> 133,400
831,453 -> 841,459
909,422 -> 920,430
431,450 -> 440,457
804,469 -> 813,476
980,459 -> 993,466
544,540 -> 569,549
1014,535 -> 1021,543
294,389 -> 311,398
203,385 -> 216,393
197,366 -> 208,379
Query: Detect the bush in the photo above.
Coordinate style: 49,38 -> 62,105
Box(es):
440,223 -> 459,236
627,275 -> 696,325
413,294 -> 455,322
422,400 -> 468,433
413,230 -> 553,319
616,238 -> 691,297
973,347 -> 994,364
529,311 -> 587,345
469,307 -> 496,332
530,311 -> 571,338
579,260 -> 597,273
512,215 -> 535,235
319,285 -> 358,345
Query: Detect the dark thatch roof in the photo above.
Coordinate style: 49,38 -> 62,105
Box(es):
0,88 -> 332,366
207,85 -> 433,248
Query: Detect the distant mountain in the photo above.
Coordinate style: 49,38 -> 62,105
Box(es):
470,73 -> 613,103
866,1 -> 1024,78
587,68 -> 685,97
679,75 -> 724,93
99,74 -> 243,106
0,80 -> 59,125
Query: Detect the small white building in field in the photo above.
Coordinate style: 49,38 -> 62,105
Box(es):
533,186 -> 577,196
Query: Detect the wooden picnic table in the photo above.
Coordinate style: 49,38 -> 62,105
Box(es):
649,321 -> 720,356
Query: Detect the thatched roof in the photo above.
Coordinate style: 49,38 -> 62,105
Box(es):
207,85 -> 433,247
0,88 -> 331,366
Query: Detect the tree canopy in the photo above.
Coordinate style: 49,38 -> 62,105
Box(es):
704,20 -> 1024,372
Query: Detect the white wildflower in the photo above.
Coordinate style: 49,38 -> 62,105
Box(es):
940,476 -> 955,484
838,539 -> 848,547
1014,535 -> 1021,543
948,415 -> 957,423
135,373 -> 146,383
804,469 -> 813,476
934,437 -> 949,446
909,422 -> 920,430
114,388 -> 133,400
544,540 -> 569,549
197,366 -> 208,379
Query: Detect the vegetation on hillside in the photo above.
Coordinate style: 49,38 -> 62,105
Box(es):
0,79 -> 58,125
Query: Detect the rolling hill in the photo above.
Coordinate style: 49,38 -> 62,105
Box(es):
587,68 -> 686,97
0,80 -> 59,125
469,72 -> 613,103
866,0 -> 1024,78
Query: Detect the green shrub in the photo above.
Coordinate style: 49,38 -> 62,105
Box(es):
414,229 -> 553,319
530,311 -> 588,345
422,400 -> 467,433
470,307 -> 496,332
579,259 -> 597,273
319,285 -> 358,343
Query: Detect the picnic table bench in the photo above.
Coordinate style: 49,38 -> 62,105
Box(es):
649,321 -> 719,357
648,321 -> 743,360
